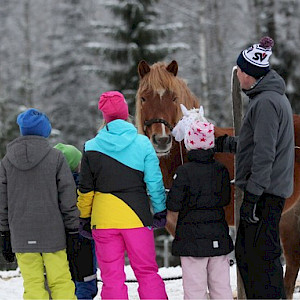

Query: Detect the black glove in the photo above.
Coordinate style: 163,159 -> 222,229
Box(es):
79,218 -> 92,240
152,209 -> 167,229
240,191 -> 260,224
214,135 -> 237,153
214,135 -> 228,152
0,231 -> 15,262
66,229 -> 81,258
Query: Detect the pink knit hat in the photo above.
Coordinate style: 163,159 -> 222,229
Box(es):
184,120 -> 215,150
98,91 -> 129,123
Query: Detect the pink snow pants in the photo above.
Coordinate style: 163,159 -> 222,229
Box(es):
93,227 -> 167,300
181,255 -> 233,300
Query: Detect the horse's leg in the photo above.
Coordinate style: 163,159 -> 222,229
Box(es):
280,206 -> 300,299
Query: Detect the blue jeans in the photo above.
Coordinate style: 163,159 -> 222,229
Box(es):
75,237 -> 98,299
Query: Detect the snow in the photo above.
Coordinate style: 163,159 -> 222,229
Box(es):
1,264 -> 300,299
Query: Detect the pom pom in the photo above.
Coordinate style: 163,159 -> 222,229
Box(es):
259,36 -> 274,49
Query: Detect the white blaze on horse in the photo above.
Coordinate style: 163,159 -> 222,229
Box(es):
135,59 -> 300,299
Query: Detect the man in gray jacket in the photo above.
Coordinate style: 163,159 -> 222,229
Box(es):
215,37 -> 294,299
0,108 -> 80,299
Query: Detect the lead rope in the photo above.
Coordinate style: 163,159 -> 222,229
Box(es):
179,140 -> 184,165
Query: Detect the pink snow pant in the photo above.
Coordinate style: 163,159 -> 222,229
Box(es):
93,227 -> 168,299
181,255 -> 233,300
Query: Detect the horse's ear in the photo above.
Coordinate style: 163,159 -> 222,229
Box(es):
166,60 -> 178,76
138,60 -> 151,78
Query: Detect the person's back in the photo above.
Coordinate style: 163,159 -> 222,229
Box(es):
78,91 -> 168,300
167,119 -> 233,299
170,150 -> 233,257
0,108 -> 79,300
80,119 -> 165,228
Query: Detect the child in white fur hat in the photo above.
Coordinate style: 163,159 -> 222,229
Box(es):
166,117 -> 233,300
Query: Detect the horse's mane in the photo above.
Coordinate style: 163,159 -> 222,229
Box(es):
135,61 -> 199,133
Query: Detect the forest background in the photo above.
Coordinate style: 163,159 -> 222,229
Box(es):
0,0 -> 300,268
1,0 -> 299,154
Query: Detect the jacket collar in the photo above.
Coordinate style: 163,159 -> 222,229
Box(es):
187,149 -> 215,163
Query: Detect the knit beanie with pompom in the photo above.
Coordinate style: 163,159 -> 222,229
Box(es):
237,36 -> 274,79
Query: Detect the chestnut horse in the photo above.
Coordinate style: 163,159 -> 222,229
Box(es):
135,60 -> 300,299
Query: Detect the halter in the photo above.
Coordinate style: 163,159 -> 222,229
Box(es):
143,118 -> 174,133
143,118 -> 184,165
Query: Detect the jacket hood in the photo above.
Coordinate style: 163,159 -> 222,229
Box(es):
95,119 -> 137,152
6,136 -> 52,170
245,70 -> 286,98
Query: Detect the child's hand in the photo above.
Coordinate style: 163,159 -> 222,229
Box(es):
0,231 -> 15,262
166,210 -> 179,237
66,229 -> 81,257
152,209 -> 167,229
79,218 -> 93,240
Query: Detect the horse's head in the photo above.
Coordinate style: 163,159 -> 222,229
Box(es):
136,60 -> 199,156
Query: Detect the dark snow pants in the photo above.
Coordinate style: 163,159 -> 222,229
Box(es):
235,193 -> 286,299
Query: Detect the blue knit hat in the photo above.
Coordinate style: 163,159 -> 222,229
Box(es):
17,108 -> 52,138
237,36 -> 274,79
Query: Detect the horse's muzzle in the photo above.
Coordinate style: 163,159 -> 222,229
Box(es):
152,134 -> 172,156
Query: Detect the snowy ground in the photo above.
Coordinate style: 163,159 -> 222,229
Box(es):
1,264 -> 300,299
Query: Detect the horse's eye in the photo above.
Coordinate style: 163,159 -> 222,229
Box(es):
173,97 -> 178,102
141,97 -> 146,102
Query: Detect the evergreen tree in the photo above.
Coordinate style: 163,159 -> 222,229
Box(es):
38,0 -> 100,149
0,98 -> 23,159
86,0 -> 187,114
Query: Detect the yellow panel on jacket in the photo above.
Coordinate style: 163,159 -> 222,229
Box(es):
78,191 -> 144,229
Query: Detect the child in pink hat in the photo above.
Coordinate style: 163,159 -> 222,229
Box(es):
98,91 -> 129,123
78,91 -> 167,299
166,118 -> 233,299
184,120 -> 215,151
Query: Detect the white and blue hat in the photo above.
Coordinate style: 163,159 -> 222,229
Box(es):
237,36 -> 274,79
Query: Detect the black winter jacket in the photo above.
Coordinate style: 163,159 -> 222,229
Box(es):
167,149 -> 234,257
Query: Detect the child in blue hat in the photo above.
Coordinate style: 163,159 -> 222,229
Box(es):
0,108 -> 79,299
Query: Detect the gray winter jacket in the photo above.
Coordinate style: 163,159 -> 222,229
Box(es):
236,70 -> 294,198
0,136 -> 79,253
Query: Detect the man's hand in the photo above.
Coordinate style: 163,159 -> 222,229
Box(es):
214,135 -> 228,152
240,191 -> 260,223
214,135 -> 237,153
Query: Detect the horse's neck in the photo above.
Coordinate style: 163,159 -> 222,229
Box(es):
159,141 -> 187,189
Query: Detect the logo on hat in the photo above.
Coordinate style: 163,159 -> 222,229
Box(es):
252,51 -> 268,62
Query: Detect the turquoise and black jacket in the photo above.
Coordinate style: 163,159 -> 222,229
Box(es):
77,119 -> 166,229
